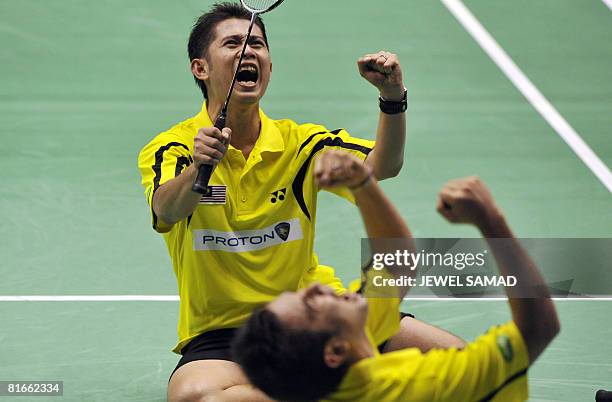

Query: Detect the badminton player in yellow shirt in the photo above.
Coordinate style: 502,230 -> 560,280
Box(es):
233,150 -> 561,402
138,3 -> 464,401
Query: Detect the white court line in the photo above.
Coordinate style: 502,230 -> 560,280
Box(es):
0,296 -> 610,301
602,0 -> 612,12
404,297 -> 612,301
0,295 -> 180,301
441,0 -> 612,193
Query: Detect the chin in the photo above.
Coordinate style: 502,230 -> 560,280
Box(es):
237,94 -> 262,104
357,304 -> 369,330
359,298 -> 369,316
233,89 -> 264,105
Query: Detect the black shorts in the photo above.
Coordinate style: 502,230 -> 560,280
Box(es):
171,328 -> 237,378
170,312 -> 414,379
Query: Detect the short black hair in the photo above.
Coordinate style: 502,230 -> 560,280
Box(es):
188,2 -> 269,99
232,307 -> 349,402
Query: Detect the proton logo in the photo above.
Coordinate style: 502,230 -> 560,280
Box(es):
271,188 -> 287,203
274,222 -> 291,241
193,218 -> 302,252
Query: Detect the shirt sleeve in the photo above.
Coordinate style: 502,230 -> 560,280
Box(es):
298,124 -> 375,203
425,321 -> 530,402
321,128 -> 375,203
365,296 -> 401,347
137,132 -> 193,233
350,267 -> 401,347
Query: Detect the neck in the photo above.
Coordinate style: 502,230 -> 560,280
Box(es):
207,98 -> 261,154
350,333 -> 376,363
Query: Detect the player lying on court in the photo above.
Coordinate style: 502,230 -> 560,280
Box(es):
138,3 -> 466,401
233,150 -> 561,402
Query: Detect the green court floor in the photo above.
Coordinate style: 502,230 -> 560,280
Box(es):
1,0 -> 611,401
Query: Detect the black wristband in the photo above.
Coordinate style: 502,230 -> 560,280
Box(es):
379,88 -> 408,114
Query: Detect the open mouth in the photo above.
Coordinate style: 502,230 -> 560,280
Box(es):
236,64 -> 258,87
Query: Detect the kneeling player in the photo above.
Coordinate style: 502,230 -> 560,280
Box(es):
232,150 -> 560,402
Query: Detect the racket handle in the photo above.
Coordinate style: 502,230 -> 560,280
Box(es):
192,113 -> 227,195
597,390 -> 612,401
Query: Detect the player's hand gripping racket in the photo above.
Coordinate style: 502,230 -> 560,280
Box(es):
192,0 -> 286,195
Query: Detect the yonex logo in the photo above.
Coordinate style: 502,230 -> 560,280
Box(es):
193,218 -> 303,252
271,188 -> 286,203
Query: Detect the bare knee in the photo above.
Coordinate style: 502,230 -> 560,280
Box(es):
168,377 -> 219,402
169,378 -> 273,402
168,361 -> 234,402
168,360 -> 261,402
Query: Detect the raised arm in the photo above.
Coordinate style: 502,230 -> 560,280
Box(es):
357,51 -> 406,180
314,150 -> 415,299
437,176 -> 560,363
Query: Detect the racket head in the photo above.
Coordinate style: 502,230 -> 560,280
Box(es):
240,0 -> 285,14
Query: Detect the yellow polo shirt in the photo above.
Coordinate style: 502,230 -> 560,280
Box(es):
138,102 -> 374,353
325,295 -> 529,402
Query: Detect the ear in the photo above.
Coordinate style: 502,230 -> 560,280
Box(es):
323,337 -> 350,369
191,58 -> 209,81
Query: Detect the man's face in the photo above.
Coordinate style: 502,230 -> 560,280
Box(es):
267,283 -> 369,336
202,18 -> 271,105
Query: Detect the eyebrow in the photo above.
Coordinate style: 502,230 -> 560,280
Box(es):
221,34 -> 265,42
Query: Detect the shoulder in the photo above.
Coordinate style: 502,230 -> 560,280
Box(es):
332,349 -> 427,402
268,118 -> 328,140
138,117 -> 197,161
365,296 -> 401,345
470,321 -> 529,367
271,118 -> 363,154
156,116 -> 197,146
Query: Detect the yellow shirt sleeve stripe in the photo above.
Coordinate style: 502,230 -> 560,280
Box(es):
292,132 -> 373,220
151,142 -> 190,191
147,141 -> 191,232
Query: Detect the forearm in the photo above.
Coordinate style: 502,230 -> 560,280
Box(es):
152,164 -> 202,225
354,178 -> 410,238
357,51 -> 406,180
366,111 -> 406,180
480,213 -> 560,362
354,178 -> 415,297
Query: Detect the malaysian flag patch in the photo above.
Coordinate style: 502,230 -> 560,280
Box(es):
199,185 -> 227,205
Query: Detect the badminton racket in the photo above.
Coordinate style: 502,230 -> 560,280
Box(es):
192,0 -> 286,195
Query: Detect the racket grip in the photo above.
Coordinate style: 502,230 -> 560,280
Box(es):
597,390 -> 612,401
191,113 -> 227,195
192,164 -> 213,195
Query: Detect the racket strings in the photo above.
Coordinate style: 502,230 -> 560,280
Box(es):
241,0 -> 284,13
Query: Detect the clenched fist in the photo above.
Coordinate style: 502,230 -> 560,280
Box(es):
357,50 -> 405,101
314,150 -> 373,190
193,126 -> 232,167
436,176 -> 503,229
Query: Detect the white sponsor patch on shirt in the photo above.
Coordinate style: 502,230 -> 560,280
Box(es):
199,185 -> 227,205
193,218 -> 303,252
